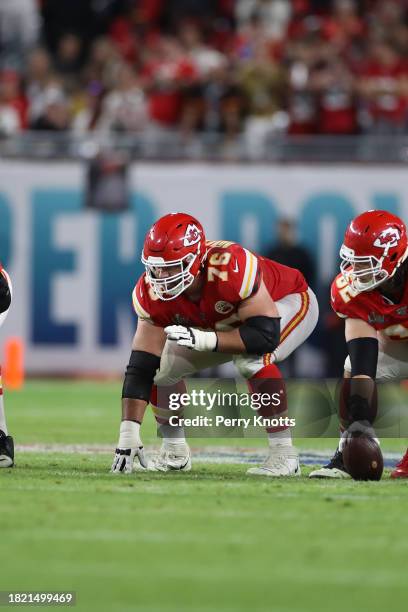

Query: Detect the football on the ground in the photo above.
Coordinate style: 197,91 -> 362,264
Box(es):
343,434 -> 383,481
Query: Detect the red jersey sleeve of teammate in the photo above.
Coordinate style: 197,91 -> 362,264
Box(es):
330,273 -> 363,320
132,275 -> 154,324
206,242 -> 262,303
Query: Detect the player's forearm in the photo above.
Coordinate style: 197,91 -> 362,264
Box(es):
122,398 -> 148,423
215,329 -> 246,353
166,316 -> 281,354
217,315 -> 281,355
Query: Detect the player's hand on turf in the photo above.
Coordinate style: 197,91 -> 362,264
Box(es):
111,421 -> 147,473
111,446 -> 147,473
164,325 -> 217,352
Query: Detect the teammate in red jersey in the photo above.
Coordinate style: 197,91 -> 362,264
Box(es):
310,210 -> 408,479
0,266 -> 13,467
111,213 -> 318,477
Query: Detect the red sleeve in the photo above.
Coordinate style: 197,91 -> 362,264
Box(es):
330,274 -> 361,319
132,275 -> 154,323
206,242 -> 261,303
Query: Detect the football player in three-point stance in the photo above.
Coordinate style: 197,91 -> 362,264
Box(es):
0,266 -> 13,467
310,210 -> 408,480
112,212 -> 318,477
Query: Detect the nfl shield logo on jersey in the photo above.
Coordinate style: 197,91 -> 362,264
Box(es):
215,301 -> 234,314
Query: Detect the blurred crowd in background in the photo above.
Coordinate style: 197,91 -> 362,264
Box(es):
0,0 -> 407,148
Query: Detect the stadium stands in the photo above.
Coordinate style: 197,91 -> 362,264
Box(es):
0,0 -> 406,156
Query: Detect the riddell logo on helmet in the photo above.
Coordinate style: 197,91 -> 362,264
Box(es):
183,224 -> 201,247
373,228 -> 401,249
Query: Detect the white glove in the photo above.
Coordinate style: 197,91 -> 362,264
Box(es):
165,325 -> 217,352
111,421 -> 147,473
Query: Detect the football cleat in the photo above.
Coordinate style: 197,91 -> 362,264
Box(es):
0,430 -> 14,468
309,448 -> 351,479
247,446 -> 300,477
147,442 -> 192,472
390,449 -> 408,479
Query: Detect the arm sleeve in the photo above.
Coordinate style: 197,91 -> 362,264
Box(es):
347,337 -> 378,378
330,286 -> 348,319
132,277 -> 153,323
237,247 -> 262,300
221,245 -> 262,302
330,276 -> 361,320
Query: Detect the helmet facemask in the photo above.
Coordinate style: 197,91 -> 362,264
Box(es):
142,252 -> 197,301
340,244 -> 389,293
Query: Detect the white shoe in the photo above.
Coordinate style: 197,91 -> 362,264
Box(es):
147,442 -> 192,472
309,466 -> 351,479
247,446 -> 301,477
309,449 -> 351,479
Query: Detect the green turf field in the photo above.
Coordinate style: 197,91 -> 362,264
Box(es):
2,381 -> 408,612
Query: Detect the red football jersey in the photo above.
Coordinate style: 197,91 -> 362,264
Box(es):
331,272 -> 408,341
133,240 -> 307,330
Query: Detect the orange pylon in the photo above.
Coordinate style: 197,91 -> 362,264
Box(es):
3,337 -> 25,390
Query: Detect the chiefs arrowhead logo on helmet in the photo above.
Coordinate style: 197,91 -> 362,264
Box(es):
183,224 -> 201,247
373,227 -> 401,249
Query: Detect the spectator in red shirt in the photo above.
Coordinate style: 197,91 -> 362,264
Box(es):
311,56 -> 357,134
356,39 -> 408,133
142,36 -> 197,127
0,70 -> 27,134
286,34 -> 324,134
322,0 -> 365,53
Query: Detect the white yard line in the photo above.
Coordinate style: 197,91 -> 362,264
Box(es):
15,444 -> 400,467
